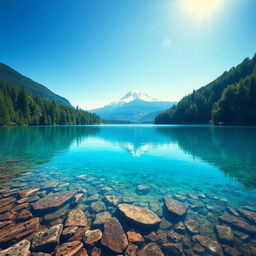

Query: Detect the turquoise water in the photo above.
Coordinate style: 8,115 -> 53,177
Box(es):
0,125 -> 256,254
1,125 -> 256,206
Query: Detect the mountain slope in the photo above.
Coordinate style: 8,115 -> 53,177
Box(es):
155,54 -> 256,124
0,63 -> 72,106
91,90 -> 176,123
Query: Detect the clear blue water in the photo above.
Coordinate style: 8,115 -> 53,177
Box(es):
1,125 -> 256,208
0,125 -> 256,254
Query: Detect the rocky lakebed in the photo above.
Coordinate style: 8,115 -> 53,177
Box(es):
0,163 -> 255,256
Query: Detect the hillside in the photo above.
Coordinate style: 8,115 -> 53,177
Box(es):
155,54 -> 256,124
0,63 -> 71,106
0,81 -> 101,126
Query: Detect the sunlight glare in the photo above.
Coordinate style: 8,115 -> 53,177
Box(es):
182,0 -> 221,19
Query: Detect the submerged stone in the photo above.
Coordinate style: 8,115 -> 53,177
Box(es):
0,239 -> 30,256
127,231 -> 145,244
83,229 -> 102,246
185,218 -> 200,234
164,197 -> 188,218
0,217 -> 40,246
162,242 -> 183,256
238,209 -> 256,224
19,188 -> 39,198
104,195 -> 119,205
219,214 -> 256,234
31,224 -> 63,252
93,211 -> 111,226
215,225 -> 234,244
101,217 -> 128,253
167,230 -> 183,242
138,242 -> 164,256
32,191 -> 76,212
55,241 -> 84,256
136,184 -> 151,194
125,243 -> 138,256
62,226 -> 78,240
90,201 -> 106,213
118,204 -> 161,228
41,181 -> 59,190
65,209 -> 87,227
193,235 -> 224,256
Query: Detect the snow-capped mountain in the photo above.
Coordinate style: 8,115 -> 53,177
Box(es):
90,90 -> 176,123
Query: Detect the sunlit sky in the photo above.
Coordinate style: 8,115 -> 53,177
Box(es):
0,0 -> 256,109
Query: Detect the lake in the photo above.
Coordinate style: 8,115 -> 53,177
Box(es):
0,125 -> 256,255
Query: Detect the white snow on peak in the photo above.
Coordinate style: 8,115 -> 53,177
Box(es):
110,90 -> 159,106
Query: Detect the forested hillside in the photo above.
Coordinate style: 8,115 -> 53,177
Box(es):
212,73 -> 256,125
0,63 -> 72,106
155,54 -> 256,124
0,81 -> 101,126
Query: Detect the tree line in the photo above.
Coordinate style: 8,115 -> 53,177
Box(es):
0,81 -> 101,126
155,54 -> 256,125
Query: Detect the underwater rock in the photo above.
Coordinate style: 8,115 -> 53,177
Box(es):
118,204 -> 161,228
125,243 -> 138,256
104,195 -> 119,206
90,247 -> 101,256
93,211 -> 111,226
174,221 -> 186,234
164,197 -> 188,218
138,242 -> 164,256
0,197 -> 16,207
44,205 -> 68,222
67,227 -> 89,242
55,241 -> 84,256
185,218 -> 200,234
17,209 -> 32,221
226,206 -> 240,217
31,224 -> 63,252
41,181 -> 59,190
13,203 -> 29,212
222,245 -> 240,256
0,239 -> 31,256
0,217 -> 40,246
19,188 -> 39,198
101,217 -> 128,253
122,197 -> 135,203
32,253 -> 52,256
127,231 -> 145,244
167,230 -> 183,243
193,235 -> 224,256
143,232 -> 159,242
32,190 -> 77,212
193,243 -> 205,254
62,226 -> 78,240
90,201 -> 106,213
0,211 -> 16,221
83,229 -> 102,246
215,225 -> 234,245
219,214 -> 256,234
162,242 -> 183,256
65,209 -> 87,227
238,209 -> 256,224
159,217 -> 173,230
84,194 -> 99,203
136,184 -> 151,195
71,193 -> 84,206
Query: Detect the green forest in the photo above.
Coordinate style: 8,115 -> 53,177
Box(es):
155,54 -> 256,125
0,81 -> 101,126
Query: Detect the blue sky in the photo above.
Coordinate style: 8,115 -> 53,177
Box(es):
0,0 -> 255,109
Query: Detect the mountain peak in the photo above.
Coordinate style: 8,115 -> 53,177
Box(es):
114,90 -> 158,105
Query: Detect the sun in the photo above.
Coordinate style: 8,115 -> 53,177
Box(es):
182,0 -> 220,19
